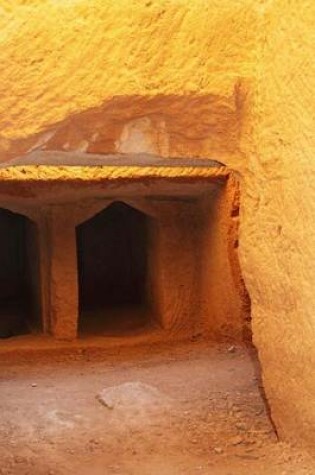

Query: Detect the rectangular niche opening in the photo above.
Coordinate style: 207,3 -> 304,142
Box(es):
0,209 -> 42,339
76,201 -> 153,336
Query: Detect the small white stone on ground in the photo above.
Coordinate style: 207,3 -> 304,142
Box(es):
96,381 -> 173,418
230,435 -> 244,446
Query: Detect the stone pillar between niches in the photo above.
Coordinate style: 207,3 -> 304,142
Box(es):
49,206 -> 78,340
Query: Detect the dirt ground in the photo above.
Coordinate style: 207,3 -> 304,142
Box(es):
0,339 -> 314,475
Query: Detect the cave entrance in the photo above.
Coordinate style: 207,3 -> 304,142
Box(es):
0,209 -> 42,338
76,201 -> 152,336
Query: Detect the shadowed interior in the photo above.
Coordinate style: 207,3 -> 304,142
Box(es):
0,209 -> 41,338
76,202 -> 151,335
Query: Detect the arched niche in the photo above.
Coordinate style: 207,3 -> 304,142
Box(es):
76,201 -> 155,336
0,208 -> 42,338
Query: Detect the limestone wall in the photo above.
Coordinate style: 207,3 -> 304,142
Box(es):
240,0 -> 315,449
0,0 -> 314,450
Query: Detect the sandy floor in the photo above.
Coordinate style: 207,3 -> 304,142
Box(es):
0,339 -> 313,475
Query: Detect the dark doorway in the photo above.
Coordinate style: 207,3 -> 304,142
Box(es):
0,209 -> 41,338
76,202 -> 151,335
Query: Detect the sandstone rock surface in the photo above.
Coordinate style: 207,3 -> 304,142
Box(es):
0,0 -> 314,451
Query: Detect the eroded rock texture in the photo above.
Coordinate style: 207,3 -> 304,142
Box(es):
240,0 -> 315,450
0,0 -> 314,450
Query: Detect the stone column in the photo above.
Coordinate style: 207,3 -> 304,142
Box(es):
49,206 -> 79,340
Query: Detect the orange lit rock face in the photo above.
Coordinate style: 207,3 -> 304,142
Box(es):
239,0 -> 315,450
0,1 -> 256,149
0,0 -> 315,452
